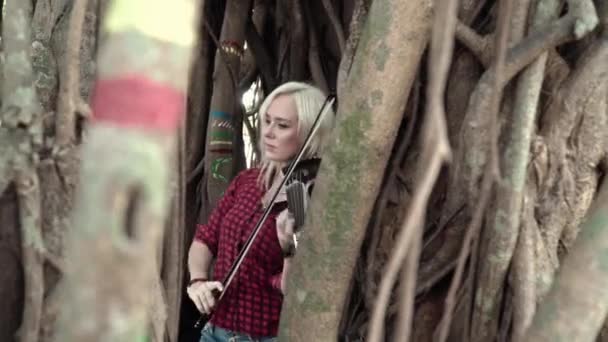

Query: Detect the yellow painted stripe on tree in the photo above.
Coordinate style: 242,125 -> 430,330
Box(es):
105,0 -> 196,47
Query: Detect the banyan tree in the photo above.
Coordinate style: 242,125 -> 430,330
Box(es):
1,0 -> 607,341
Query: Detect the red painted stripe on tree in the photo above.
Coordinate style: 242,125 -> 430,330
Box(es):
209,148 -> 232,154
92,76 -> 184,132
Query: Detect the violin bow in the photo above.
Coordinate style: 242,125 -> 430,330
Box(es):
195,94 -> 335,327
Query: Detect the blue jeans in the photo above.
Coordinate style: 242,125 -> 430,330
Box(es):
199,323 -> 277,342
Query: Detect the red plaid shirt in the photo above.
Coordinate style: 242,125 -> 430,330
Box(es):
194,168 -> 286,337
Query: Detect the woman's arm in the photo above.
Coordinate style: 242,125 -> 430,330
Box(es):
187,240 -> 224,314
188,240 -> 214,280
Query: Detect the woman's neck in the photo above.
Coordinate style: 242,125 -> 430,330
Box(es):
262,168 -> 286,208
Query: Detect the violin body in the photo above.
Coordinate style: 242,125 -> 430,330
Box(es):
283,158 -> 321,230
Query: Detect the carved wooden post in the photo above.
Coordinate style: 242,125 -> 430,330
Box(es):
203,0 -> 251,210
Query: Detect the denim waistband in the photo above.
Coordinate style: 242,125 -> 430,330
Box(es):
201,323 -> 277,342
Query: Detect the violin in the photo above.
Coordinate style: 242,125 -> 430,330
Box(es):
283,157 -> 321,230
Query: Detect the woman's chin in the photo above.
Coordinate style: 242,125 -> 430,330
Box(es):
266,154 -> 290,163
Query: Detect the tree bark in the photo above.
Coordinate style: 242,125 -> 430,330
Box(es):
508,2 -> 561,339
525,158 -> 608,341
54,0 -> 198,340
280,0 -> 432,340
1,1 -> 45,341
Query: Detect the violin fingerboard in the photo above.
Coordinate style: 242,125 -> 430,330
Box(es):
286,182 -> 307,229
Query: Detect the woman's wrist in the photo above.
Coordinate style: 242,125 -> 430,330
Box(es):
188,276 -> 208,287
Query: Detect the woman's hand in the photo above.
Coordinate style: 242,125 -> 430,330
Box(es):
276,209 -> 297,256
187,280 -> 223,314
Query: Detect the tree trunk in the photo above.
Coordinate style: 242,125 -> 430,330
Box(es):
202,0 -> 251,210
280,0 -> 432,340
53,0 -> 198,341
2,0 -> 607,341
0,1 -> 99,341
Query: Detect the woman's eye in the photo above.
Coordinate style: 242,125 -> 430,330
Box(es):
264,118 -> 271,125
278,124 -> 289,129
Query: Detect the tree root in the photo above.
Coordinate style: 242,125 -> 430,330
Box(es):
510,207 -> 537,341
455,21 -> 492,66
363,76 -> 420,311
149,276 -> 169,342
536,36 -> 608,266
367,0 -> 455,338
321,0 -> 346,54
471,0 -> 558,338
288,0 -> 308,80
524,172 -> 608,341
393,226 -> 422,342
337,0 -> 369,99
306,3 -> 329,93
244,5 -> 276,90
423,2 -> 600,338
56,0 -> 88,146
16,170 -> 44,342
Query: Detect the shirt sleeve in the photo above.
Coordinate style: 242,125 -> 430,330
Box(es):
193,170 -> 244,255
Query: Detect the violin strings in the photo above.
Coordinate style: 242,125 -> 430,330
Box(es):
286,170 -> 308,229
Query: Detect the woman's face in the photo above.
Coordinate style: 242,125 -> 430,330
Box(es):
262,94 -> 300,162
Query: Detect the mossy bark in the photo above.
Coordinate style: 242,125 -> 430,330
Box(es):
279,0 -> 432,340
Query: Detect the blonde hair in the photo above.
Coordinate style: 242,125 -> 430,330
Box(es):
257,81 -> 335,190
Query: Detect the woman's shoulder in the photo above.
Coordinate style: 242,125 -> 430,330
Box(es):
232,167 -> 262,186
237,167 -> 261,178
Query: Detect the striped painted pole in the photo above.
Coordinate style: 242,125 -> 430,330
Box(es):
55,1 -> 198,341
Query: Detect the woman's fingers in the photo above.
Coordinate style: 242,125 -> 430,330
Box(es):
277,209 -> 295,235
202,281 -> 223,313
200,290 -> 213,314
277,209 -> 299,255
193,294 -> 205,313
187,285 -> 206,314
207,281 -> 224,292
189,281 -> 224,314
284,213 -> 295,235
202,289 -> 215,310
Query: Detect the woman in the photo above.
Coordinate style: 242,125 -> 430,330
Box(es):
187,82 -> 335,341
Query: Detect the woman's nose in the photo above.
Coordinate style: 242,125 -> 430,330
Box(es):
264,123 -> 275,138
